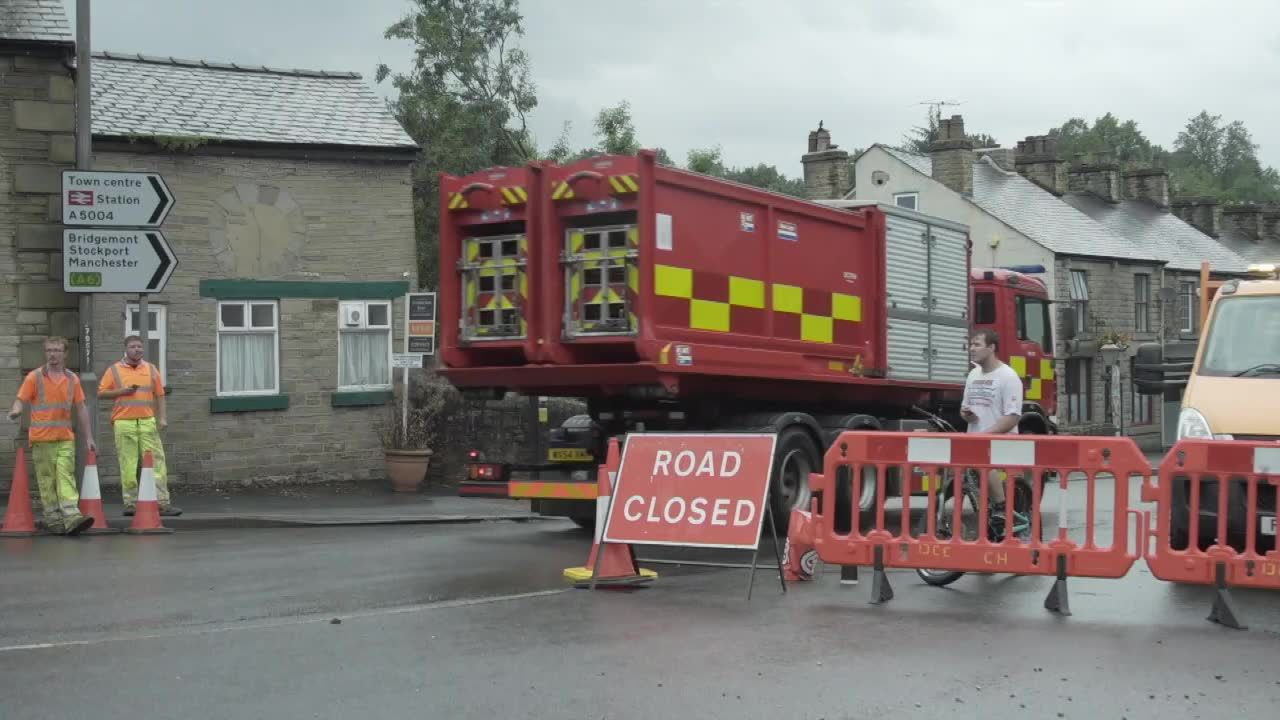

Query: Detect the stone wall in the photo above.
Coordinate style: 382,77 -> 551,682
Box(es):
1053,256 -> 1164,448
82,150 -> 418,490
1,48 -> 79,479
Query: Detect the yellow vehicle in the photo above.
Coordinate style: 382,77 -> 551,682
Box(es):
1136,262 -> 1280,551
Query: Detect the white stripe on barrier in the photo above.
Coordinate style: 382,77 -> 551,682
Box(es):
990,439 -> 1036,467
1253,447 -> 1280,474
907,437 -> 951,465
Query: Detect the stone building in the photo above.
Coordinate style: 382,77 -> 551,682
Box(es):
813,116 -> 1257,449
2,0 -> 421,490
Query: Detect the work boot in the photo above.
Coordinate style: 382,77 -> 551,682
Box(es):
160,506 -> 183,517
64,516 -> 95,537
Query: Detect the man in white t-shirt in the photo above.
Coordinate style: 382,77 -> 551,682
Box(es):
960,329 -> 1026,536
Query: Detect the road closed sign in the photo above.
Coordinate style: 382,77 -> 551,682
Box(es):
602,433 -> 777,550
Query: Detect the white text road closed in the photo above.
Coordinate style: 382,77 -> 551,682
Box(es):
603,433 -> 777,550
63,229 -> 178,293
62,171 -> 175,227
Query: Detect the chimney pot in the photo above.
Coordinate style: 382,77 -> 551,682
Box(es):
1013,134 -> 1065,195
1122,168 -> 1170,208
801,123 -> 849,200
929,114 -> 975,195
1172,196 -> 1221,237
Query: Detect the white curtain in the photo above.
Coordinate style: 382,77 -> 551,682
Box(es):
340,331 -> 390,387
220,333 -> 275,393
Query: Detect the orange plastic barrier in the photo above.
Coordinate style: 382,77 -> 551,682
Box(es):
807,431 -> 1149,614
1143,439 -> 1280,629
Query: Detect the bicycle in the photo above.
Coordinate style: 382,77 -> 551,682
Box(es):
912,467 -> 1034,587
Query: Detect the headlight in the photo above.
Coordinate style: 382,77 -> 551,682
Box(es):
1177,408 -> 1233,440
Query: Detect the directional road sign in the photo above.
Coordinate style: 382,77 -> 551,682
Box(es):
62,170 -> 175,227
63,229 -> 178,293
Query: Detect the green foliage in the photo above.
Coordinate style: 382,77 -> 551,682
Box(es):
123,133 -> 211,152
899,106 -> 997,154
683,145 -> 806,198
1046,111 -> 1280,205
377,0 -> 538,290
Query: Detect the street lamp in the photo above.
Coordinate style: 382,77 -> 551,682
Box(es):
1099,343 -> 1124,437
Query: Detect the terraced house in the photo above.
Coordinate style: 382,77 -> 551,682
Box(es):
804,116 -> 1267,449
1,0 -> 420,490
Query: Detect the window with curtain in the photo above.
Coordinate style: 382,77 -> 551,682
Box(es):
217,301 -> 278,396
1134,274 -> 1150,333
1069,270 -> 1089,334
338,300 -> 391,389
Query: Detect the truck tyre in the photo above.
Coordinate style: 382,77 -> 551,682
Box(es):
769,428 -> 821,535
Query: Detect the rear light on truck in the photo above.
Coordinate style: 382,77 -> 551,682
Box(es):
467,462 -> 508,481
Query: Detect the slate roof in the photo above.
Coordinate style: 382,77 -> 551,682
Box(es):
1217,229 -> 1279,265
0,0 -> 73,43
878,146 -> 1155,262
1063,193 -> 1253,274
91,52 -> 417,150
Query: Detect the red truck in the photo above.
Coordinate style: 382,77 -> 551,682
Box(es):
439,150 -> 1057,530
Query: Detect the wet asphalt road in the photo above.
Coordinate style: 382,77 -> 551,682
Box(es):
1,486 -> 1278,720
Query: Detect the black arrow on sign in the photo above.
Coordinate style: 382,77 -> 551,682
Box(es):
147,175 -> 174,225
146,232 -> 174,290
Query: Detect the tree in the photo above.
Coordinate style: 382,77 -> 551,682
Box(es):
1048,113 -> 1164,166
900,106 -> 997,154
1173,111 -> 1226,176
376,0 -> 538,289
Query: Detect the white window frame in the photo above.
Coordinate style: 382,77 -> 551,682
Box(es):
1069,270 -> 1089,334
1134,274 -> 1151,333
216,300 -> 280,397
893,192 -> 919,211
337,300 -> 393,391
125,302 -> 167,384
1179,281 -> 1198,334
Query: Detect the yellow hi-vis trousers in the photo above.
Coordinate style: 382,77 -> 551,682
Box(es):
113,417 -> 170,508
31,439 -> 84,533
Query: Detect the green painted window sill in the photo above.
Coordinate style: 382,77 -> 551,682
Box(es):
210,394 -> 290,413
199,279 -> 409,300
331,389 -> 394,407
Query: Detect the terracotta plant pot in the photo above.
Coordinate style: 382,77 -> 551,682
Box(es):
384,448 -> 432,493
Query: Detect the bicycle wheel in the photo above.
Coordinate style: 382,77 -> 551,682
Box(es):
914,473 -> 981,587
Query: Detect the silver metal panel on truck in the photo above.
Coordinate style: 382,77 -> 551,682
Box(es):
886,319 -> 931,381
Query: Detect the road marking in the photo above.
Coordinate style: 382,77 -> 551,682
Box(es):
0,588 -> 568,654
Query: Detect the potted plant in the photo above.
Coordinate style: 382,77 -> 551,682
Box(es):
378,380 -> 447,493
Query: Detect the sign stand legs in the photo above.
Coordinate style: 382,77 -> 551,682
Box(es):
747,503 -> 788,601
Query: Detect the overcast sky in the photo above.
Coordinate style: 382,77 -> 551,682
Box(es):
73,0 -> 1280,174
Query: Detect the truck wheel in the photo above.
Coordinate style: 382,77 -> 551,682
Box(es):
769,428 -> 821,535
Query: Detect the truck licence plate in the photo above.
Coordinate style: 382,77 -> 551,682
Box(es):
548,448 -> 593,463
1263,516 -> 1276,536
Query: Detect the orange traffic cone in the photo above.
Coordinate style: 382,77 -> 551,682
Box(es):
126,451 -> 173,535
1,446 -> 38,537
78,451 -> 118,534
563,437 -> 656,588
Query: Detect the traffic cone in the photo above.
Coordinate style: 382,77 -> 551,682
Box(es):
78,451 -> 118,534
1,446 -> 38,537
563,437 -> 656,588
126,451 -> 173,535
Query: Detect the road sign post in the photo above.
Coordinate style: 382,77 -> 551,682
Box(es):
402,292 -> 438,446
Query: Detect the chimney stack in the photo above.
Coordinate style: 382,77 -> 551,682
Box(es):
1067,150 -> 1122,203
1222,204 -> 1266,240
929,114 -> 975,196
1172,196 -> 1221,237
1014,135 -> 1066,195
975,147 -> 1015,171
1264,207 -> 1280,241
1122,168 -> 1170,208
801,121 -> 849,200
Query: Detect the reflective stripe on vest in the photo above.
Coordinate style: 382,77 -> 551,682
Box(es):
32,369 -> 75,429
110,361 -> 158,408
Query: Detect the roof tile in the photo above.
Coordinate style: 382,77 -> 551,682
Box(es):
0,0 -> 74,43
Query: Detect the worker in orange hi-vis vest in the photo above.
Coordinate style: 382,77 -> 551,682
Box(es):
97,335 -> 181,517
7,336 -> 97,536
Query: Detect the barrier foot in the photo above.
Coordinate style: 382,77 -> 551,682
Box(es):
1043,555 -> 1071,616
869,547 -> 894,605
1207,563 -> 1246,631
840,565 -> 859,586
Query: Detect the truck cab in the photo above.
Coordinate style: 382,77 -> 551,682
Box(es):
969,266 -> 1058,433
1135,263 -> 1280,551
